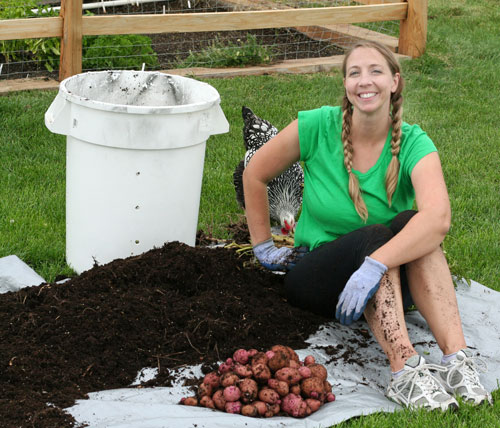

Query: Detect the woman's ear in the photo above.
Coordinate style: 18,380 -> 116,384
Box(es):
391,73 -> 401,93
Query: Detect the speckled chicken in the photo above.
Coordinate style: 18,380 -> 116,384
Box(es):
233,106 -> 304,235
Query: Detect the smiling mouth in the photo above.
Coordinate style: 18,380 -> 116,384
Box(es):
359,92 -> 377,99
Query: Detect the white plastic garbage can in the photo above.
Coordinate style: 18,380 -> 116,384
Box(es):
45,70 -> 229,274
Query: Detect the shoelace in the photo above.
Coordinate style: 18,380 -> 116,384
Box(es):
445,354 -> 487,388
393,363 -> 448,403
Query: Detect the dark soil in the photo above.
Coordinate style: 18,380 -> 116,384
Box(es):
0,226 -> 330,428
0,0 -> 342,80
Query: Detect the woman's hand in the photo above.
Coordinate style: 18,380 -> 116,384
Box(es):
253,238 -> 308,271
335,256 -> 387,325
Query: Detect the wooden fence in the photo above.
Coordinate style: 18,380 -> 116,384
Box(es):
0,0 -> 427,82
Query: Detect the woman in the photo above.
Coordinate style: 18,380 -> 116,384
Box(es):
242,41 -> 492,410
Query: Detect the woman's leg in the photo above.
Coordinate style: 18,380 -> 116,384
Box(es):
405,247 -> 466,355
363,268 -> 417,372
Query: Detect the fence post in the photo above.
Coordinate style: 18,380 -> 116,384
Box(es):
398,0 -> 427,57
59,0 -> 83,81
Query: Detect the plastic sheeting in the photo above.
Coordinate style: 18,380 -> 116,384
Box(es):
67,279 -> 500,428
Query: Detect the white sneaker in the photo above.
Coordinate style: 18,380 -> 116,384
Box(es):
386,355 -> 459,411
439,348 -> 493,405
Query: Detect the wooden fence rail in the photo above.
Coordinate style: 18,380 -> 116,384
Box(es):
0,0 -> 427,82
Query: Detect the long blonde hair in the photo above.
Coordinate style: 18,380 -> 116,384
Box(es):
341,41 -> 405,221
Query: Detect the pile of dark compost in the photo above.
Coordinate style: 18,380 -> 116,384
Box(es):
0,239 -> 329,428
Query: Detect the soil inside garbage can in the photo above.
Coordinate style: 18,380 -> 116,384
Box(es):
0,223 -> 330,428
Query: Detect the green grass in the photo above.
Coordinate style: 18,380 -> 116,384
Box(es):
0,0 -> 499,425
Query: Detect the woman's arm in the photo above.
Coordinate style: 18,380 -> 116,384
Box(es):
242,119 -> 301,245
369,151 -> 451,268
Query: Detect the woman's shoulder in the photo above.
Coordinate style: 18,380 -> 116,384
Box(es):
299,105 -> 341,124
401,121 -> 431,141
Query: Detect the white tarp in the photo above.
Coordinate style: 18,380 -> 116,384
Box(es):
67,279 -> 500,428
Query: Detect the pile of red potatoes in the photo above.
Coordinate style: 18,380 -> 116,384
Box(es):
180,345 -> 335,418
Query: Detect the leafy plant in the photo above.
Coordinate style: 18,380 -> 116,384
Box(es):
82,34 -> 159,71
0,0 -> 61,71
178,34 -> 274,68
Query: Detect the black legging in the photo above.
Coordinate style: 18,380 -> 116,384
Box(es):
284,210 -> 417,318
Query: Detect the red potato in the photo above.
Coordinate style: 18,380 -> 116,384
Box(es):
298,366 -> 311,379
307,363 -> 328,381
180,396 -> 198,406
268,350 -> 290,372
248,349 -> 258,358
253,400 -> 268,416
239,378 -> 258,403
305,398 -> 322,413
300,377 -> 326,400
233,349 -> 250,365
225,400 -> 242,414
304,355 -> 316,366
281,393 -> 309,418
251,362 -> 271,383
220,372 -> 240,387
324,380 -> 333,393
203,372 -> 220,389
326,392 -> 336,402
199,395 -> 215,409
275,367 -> 302,385
197,382 -> 213,398
250,352 -> 268,366
223,385 -> 241,402
258,387 -> 281,405
241,404 -> 259,417
267,403 -> 281,416
219,358 -> 234,374
212,389 -> 226,411
234,363 -> 253,378
268,378 -> 289,397
290,384 -> 301,395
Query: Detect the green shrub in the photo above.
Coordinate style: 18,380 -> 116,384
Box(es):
82,34 -> 159,71
178,34 -> 274,68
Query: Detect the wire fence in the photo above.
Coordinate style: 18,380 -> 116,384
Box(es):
0,0 -> 400,80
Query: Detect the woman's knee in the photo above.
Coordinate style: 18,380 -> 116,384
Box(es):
390,210 -> 417,235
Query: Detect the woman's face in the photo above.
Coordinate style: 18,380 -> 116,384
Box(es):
343,47 -> 400,116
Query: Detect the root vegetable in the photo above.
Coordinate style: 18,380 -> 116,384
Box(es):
281,393 -> 309,418
324,380 -> 332,393
180,397 -> 198,406
258,387 -> 281,405
326,392 -> 336,402
307,363 -> 328,381
248,349 -> 258,358
203,372 -> 220,389
267,403 -> 281,416
268,349 -> 290,372
305,398 -> 322,413
223,385 -> 241,402
239,378 -> 258,403
199,395 -> 215,409
197,382 -> 212,398
253,401 -> 267,416
220,372 -> 239,387
234,363 -> 253,378
268,378 -> 289,397
233,349 -> 249,365
225,400 -> 242,414
251,352 -> 268,366
290,384 -> 301,395
251,363 -> 271,383
304,355 -> 316,366
241,404 -> 259,417
275,367 -> 301,385
300,377 -> 325,399
298,366 -> 311,379
212,389 -> 226,410
289,359 -> 300,369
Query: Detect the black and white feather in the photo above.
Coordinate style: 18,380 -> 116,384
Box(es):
233,106 -> 304,234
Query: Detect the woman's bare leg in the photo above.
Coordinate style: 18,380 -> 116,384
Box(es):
406,246 -> 466,355
364,267 -> 417,372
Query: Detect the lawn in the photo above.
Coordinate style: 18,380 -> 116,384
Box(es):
0,0 -> 499,424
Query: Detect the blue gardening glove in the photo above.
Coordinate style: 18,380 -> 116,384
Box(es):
335,256 -> 388,325
253,238 -> 308,272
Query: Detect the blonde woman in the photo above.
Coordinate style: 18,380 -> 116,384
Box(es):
243,41 -> 492,410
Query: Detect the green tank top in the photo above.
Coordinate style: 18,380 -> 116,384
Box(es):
294,106 -> 437,250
